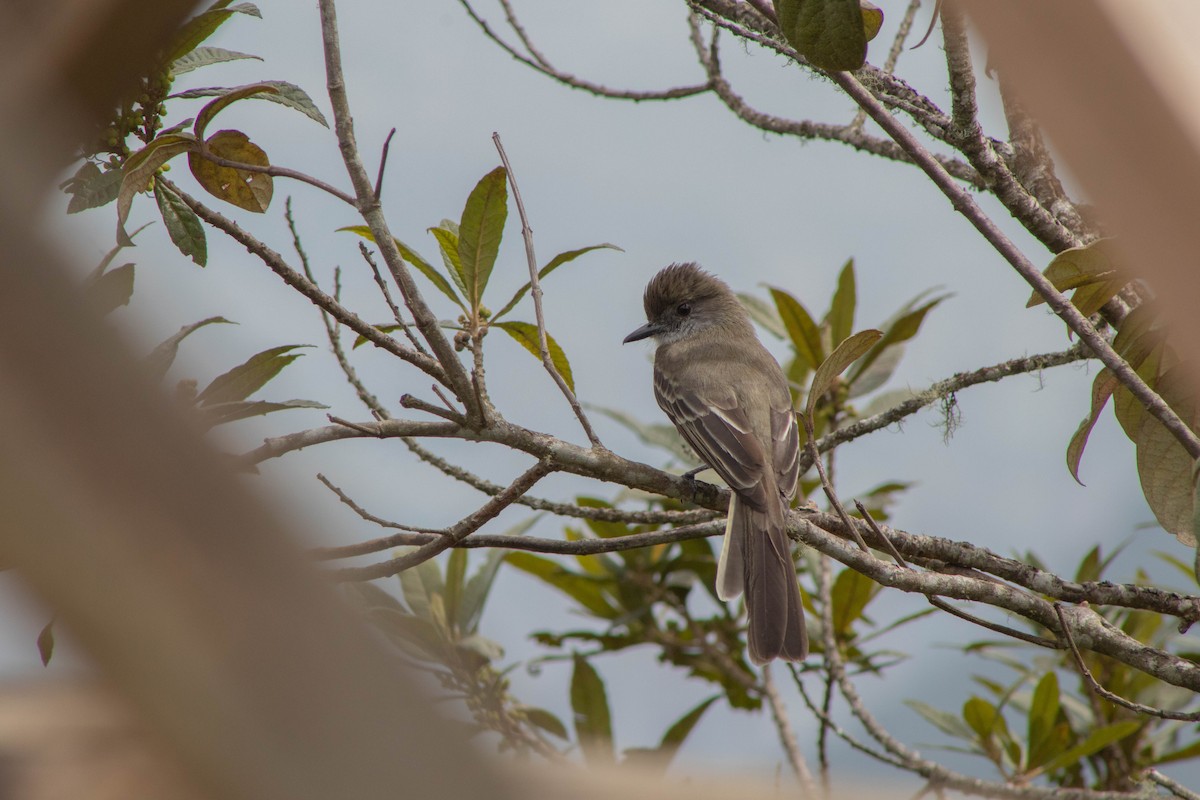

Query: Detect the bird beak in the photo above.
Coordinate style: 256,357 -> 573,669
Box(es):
623,321 -> 662,344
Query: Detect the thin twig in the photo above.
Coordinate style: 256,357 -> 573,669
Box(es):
287,199 -> 390,419
762,664 -> 819,795
373,127 -> 395,201
816,552 -> 836,791
357,242 -> 426,354
804,345 -> 1088,471
459,0 -> 711,102
830,70 -> 1200,459
193,150 -> 356,206
1147,770 -> 1200,800
790,664 -> 909,770
929,597 -> 1058,648
400,393 -> 465,424
848,0 -> 924,132
332,460 -> 555,580
1054,603 -> 1200,722
165,178 -> 445,382
318,0 -> 480,422
491,132 -> 603,447
318,473 -> 444,535
313,519 -> 723,562
802,413 -> 870,553
402,437 -> 716,525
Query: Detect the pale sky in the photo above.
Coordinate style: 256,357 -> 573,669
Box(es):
15,0 -> 1197,790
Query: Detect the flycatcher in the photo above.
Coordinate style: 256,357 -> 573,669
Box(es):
624,263 -> 807,663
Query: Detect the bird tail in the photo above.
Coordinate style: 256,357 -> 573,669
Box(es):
718,494 -> 807,664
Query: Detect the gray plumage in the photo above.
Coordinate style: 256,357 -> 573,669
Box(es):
624,263 -> 807,664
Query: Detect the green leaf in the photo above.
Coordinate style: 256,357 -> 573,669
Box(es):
770,287 -> 824,374
1025,672 -> 1061,769
1135,367 -> 1199,545
570,654 -> 614,765
962,696 -> 1000,741
496,321 -> 575,392
459,516 -> 538,633
195,344 -> 311,405
1066,368 -> 1118,485
738,292 -> 786,340
860,2 -> 884,42
173,82 -> 329,127
505,552 -> 618,618
491,243 -> 622,321
848,295 -> 947,386
806,328 -> 883,418
336,226 -> 465,310
457,167 -> 508,310
905,700 -> 976,741
172,46 -> 262,75
830,566 -> 878,637
86,263 -> 135,315
625,695 -> 719,774
201,398 -> 327,426
163,2 -> 259,66
36,619 -> 54,667
777,0 -> 869,72
117,133 -> 200,243
1040,720 -> 1140,773
188,129 -> 273,212
65,161 -> 124,213
587,406 -> 694,464
444,548 -> 467,633
397,550 -> 445,622
429,226 -> 468,297
826,258 -> 857,347
1027,239 -> 1121,308
523,706 -> 569,740
154,181 -> 207,266
193,83 -> 279,141
1156,736 -> 1200,765
145,316 -> 233,381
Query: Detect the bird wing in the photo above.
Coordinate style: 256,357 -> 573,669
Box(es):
653,367 -> 769,508
771,405 -> 800,501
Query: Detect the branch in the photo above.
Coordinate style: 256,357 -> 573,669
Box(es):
312,520 -> 722,561
492,132 -> 603,447
939,3 -> 1082,253
761,663 -> 819,796
401,437 -> 717,525
193,150 -> 356,206
317,0 -> 480,422
459,0 -> 711,102
803,345 -> 1090,470
830,70 -> 1200,460
166,179 -> 446,383
1054,604 -> 1200,722
332,460 -> 555,580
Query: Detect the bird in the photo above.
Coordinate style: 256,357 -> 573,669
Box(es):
623,262 -> 807,663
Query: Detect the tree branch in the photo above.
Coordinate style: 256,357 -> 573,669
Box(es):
317,0 -> 480,421
166,179 -> 446,383
830,70 -> 1200,459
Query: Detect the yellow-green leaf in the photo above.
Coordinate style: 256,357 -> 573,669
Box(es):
570,654 -> 614,765
154,180 -> 207,266
492,243 -> 622,321
861,2 -> 884,42
770,287 -> 824,373
457,166 -> 508,311
777,0 -> 869,72
116,133 -> 200,243
194,82 -> 279,141
188,129 -> 273,212
826,258 -> 856,348
1027,239 -> 1121,308
806,328 -> 882,418
337,225 -> 465,310
1066,369 -> 1118,485
496,320 -> 575,392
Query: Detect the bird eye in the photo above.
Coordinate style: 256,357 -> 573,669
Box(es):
676,302 -> 692,317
